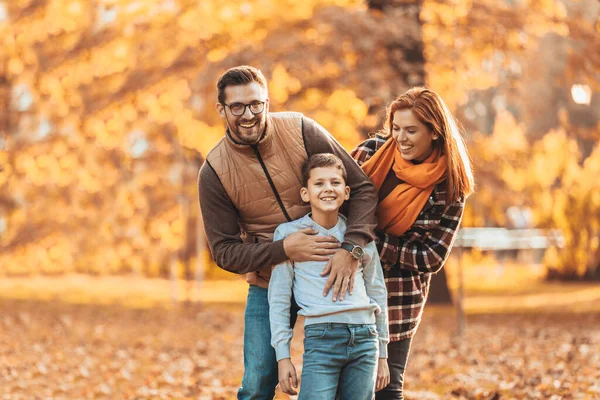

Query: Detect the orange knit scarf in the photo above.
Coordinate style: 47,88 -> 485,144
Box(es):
361,138 -> 447,236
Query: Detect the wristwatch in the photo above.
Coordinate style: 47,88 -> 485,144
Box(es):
341,242 -> 365,260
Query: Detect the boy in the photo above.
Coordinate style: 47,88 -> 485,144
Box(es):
268,154 -> 390,399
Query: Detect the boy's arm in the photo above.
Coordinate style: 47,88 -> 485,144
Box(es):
268,227 -> 296,361
362,243 -> 390,359
198,162 -> 288,274
278,358 -> 298,395
269,262 -> 295,360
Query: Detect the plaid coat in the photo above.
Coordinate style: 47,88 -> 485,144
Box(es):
352,136 -> 465,341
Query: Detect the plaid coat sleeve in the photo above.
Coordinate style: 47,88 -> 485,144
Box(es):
351,136 -> 465,273
379,199 -> 464,274
350,136 -> 387,166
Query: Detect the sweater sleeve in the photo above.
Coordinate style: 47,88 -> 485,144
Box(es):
268,225 -> 295,361
198,161 -> 288,274
362,242 -> 389,358
302,117 -> 378,247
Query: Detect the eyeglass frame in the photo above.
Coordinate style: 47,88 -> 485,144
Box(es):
221,100 -> 267,116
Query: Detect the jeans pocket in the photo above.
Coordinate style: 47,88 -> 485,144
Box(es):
304,324 -> 328,339
367,325 -> 379,338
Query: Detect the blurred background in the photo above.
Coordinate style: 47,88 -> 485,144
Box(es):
0,0 -> 599,399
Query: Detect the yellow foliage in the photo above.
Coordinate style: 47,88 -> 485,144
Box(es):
180,119 -> 224,156
326,89 -> 368,120
471,108 -> 599,278
490,111 -> 529,153
1,0 -> 596,280
523,0 -> 569,37
301,88 -> 324,109
321,61 -> 341,78
207,47 -> 229,62
270,65 -> 302,104
343,49 -> 358,68
0,164 -> 11,187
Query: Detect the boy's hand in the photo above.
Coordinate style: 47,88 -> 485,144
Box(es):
278,358 -> 298,395
284,228 -> 340,262
375,358 -> 390,392
321,249 -> 358,301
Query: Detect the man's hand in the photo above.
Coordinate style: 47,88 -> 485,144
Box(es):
277,358 -> 298,395
320,249 -> 359,301
283,228 -> 340,262
376,358 -> 390,392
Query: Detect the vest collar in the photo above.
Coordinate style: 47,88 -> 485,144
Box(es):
224,114 -> 275,154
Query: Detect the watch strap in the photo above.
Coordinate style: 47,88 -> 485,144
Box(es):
341,242 -> 355,254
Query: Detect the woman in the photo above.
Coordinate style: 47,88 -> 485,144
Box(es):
351,87 -> 474,399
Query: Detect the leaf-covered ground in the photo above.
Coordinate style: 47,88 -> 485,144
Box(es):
1,297 -> 599,400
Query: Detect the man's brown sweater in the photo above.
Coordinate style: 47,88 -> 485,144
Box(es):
198,114 -> 377,278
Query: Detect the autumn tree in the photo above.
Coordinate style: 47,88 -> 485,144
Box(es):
1,0 -> 598,282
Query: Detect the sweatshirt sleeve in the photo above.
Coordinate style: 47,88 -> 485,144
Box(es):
302,117 -> 378,248
362,242 -> 389,358
198,161 -> 288,274
268,225 -> 295,361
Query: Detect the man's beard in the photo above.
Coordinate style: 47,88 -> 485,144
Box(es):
228,116 -> 265,144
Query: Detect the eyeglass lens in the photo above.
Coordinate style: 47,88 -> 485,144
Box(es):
229,102 -> 264,116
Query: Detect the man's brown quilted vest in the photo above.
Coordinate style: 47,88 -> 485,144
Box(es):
206,112 -> 311,287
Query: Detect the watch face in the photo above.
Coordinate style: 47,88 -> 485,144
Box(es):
352,246 -> 364,259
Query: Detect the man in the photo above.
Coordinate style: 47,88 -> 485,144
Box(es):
198,65 -> 377,399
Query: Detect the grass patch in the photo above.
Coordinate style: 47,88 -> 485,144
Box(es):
1,269 -> 599,315
0,274 -> 248,309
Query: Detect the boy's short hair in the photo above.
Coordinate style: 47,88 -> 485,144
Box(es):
301,153 -> 347,187
216,65 -> 268,104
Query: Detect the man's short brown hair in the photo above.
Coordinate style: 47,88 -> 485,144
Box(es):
216,66 -> 268,104
301,153 -> 347,187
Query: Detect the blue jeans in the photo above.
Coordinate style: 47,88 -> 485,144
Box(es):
238,285 -> 298,400
299,323 -> 378,400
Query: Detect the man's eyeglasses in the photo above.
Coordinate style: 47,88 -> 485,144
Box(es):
222,101 -> 266,116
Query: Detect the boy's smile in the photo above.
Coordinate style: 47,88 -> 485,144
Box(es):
300,166 -> 350,229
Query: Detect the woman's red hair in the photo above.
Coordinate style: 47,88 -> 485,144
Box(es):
381,87 -> 475,203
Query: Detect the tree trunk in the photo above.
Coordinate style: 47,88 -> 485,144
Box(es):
0,62 -> 9,158
368,0 -> 426,87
